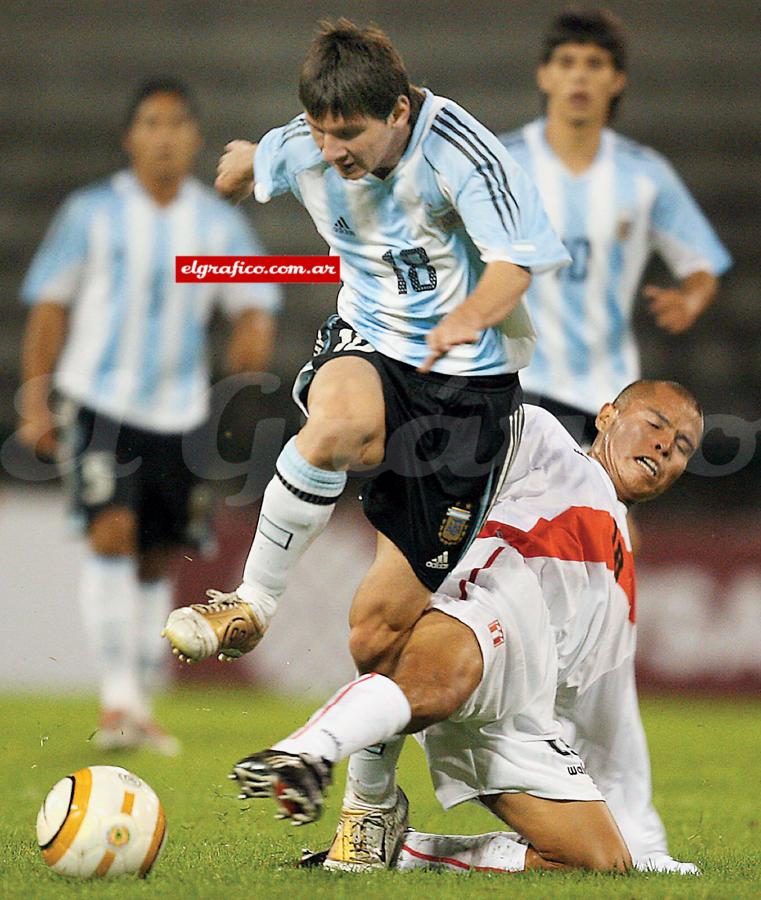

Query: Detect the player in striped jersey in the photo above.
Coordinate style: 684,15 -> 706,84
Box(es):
500,8 -> 731,446
164,17 -> 567,867
19,79 -> 280,753
232,380 -> 703,875
166,19 -> 569,647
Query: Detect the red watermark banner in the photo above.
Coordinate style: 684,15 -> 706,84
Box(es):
176,255 -> 340,283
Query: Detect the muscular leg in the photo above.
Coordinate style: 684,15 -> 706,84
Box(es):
481,792 -> 631,872
253,609 -> 629,875
397,803 -> 630,875
348,532 -> 432,675
273,604 -> 481,810
342,536 -> 438,808
394,611 -> 483,727
296,355 -> 386,470
164,356 -> 391,665
272,610 -> 481,761
237,356 -> 385,620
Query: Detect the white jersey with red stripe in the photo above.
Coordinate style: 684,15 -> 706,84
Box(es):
421,406 -> 674,854
445,402 -> 636,694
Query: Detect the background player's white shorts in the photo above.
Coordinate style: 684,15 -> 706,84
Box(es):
416,538 -> 603,809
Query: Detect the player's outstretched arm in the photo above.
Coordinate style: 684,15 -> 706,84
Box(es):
642,270 -> 718,335
561,660 -> 699,873
216,140 -> 258,204
418,261 -> 531,373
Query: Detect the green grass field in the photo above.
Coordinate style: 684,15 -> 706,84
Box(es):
2,688 -> 758,898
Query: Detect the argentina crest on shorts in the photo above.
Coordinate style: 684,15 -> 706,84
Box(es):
438,503 -> 473,545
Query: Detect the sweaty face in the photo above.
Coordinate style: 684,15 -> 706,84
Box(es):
124,92 -> 201,182
592,385 -> 703,504
537,42 -> 626,127
305,107 -> 406,179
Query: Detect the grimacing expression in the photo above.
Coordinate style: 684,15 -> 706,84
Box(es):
123,92 -> 201,181
595,385 -> 703,503
537,41 -> 627,127
305,99 -> 409,179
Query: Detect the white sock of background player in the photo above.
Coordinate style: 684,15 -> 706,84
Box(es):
136,576 -> 173,719
235,436 -> 346,628
78,549 -> 143,717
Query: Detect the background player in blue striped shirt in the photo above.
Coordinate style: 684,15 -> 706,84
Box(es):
19,78 -> 280,754
500,7 -> 731,447
163,19 -> 569,867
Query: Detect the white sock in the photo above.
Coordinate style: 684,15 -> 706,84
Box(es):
136,577 -> 173,717
344,733 -> 406,810
273,674 -> 411,763
79,550 -> 143,716
397,830 -> 528,873
237,437 -> 346,625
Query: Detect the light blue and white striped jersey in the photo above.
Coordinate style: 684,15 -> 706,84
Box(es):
22,170 -> 281,432
501,119 -> 731,413
254,90 -> 570,375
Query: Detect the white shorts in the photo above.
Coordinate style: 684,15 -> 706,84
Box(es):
417,537 -> 603,809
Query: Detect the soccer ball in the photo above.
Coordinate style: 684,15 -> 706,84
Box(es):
36,765 -> 166,878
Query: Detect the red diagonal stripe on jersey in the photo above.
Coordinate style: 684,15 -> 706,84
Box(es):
479,507 -> 636,622
459,545 -> 505,600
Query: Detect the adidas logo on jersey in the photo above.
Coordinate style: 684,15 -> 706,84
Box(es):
425,551 -> 449,570
332,216 -> 355,235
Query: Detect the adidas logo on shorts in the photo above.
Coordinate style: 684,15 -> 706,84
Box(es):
425,551 -> 449,570
332,216 -> 355,236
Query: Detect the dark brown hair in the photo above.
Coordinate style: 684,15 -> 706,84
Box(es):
123,77 -> 199,131
299,18 -> 415,121
541,7 -> 627,119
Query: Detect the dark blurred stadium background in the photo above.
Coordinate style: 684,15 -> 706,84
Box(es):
1,0 -> 759,695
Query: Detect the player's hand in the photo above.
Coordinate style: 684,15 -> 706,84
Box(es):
216,140 -> 257,204
643,284 -> 704,334
418,310 -> 482,373
17,410 -> 58,460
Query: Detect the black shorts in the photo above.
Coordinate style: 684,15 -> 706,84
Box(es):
294,316 -> 524,590
523,393 -> 598,449
64,405 -> 211,553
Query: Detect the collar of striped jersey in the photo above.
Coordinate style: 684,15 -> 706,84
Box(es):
115,168 -> 195,207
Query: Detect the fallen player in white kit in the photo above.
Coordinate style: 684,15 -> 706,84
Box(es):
231,379 -> 703,874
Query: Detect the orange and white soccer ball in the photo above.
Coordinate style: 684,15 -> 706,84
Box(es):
36,765 -> 166,878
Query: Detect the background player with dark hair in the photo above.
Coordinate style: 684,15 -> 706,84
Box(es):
501,7 -> 730,446
164,18 -> 568,859
19,78 -> 280,752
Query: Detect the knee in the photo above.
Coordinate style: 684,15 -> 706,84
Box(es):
577,845 -> 631,873
534,842 -> 631,873
300,413 -> 384,469
585,847 -> 632,872
401,680 -> 468,730
349,621 -> 396,674
89,507 -> 137,557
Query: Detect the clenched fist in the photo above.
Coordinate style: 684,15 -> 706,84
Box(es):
216,140 -> 257,204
